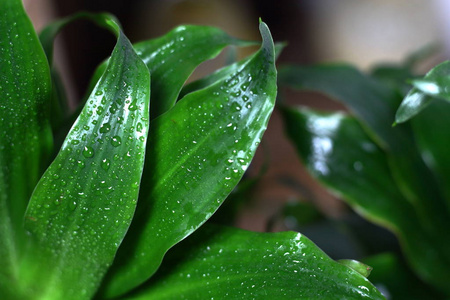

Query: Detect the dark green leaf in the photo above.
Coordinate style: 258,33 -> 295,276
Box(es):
281,106 -> 450,295
363,253 -> 446,300
0,0 -> 53,293
410,100 -> 450,201
23,15 -> 150,300
125,225 -> 385,300
100,21 -> 277,298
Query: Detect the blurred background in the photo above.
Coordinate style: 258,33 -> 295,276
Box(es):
22,0 -> 450,258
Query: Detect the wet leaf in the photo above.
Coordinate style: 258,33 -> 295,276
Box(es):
125,225 -> 385,300
100,21 -> 277,298
0,0 -> 53,294
23,15 -> 150,300
87,25 -> 252,120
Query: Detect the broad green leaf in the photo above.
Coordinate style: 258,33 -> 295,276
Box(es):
395,61 -> 450,124
23,15 -> 150,300
281,106 -> 450,294
87,25 -> 252,120
124,225 -> 385,300
0,0 -> 53,293
100,21 -> 277,298
363,253 -> 446,300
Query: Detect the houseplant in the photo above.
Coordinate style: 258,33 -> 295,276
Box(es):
0,0 -> 383,299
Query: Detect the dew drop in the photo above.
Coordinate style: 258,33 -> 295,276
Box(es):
101,158 -> 111,171
82,146 -> 95,158
129,101 -> 138,111
111,136 -> 122,147
69,201 -> 77,210
99,123 -> 111,133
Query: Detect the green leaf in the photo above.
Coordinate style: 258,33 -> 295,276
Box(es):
363,253 -> 446,300
395,61 -> 450,124
410,100 -> 450,202
338,259 -> 372,278
394,87 -> 433,124
99,21 -> 277,298
0,0 -> 53,293
281,106 -> 450,295
23,15 -> 150,300
278,64 -> 405,150
124,225 -> 385,300
39,12 -> 122,132
87,25 -> 252,120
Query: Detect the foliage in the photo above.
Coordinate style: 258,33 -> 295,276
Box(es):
279,51 -> 450,298
0,0 -> 383,299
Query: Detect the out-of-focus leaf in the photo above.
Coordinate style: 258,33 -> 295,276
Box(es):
23,14 -> 150,300
395,61 -> 450,124
100,21 -> 277,298
124,225 -> 385,300
279,65 -> 450,288
363,253 -> 446,300
281,106 -> 450,295
87,25 -> 253,120
410,100 -> 450,201
370,64 -> 413,95
0,0 -> 53,294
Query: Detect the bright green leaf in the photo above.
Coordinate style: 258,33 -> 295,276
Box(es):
23,15 -> 150,300
87,25 -> 252,120
99,21 -> 277,298
124,225 -> 385,300
0,0 -> 53,294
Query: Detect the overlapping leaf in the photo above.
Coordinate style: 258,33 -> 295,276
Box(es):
23,15 -> 150,300
281,106 -> 450,295
99,21 -> 277,298
124,225 -> 384,300
0,0 -> 53,296
86,25 -> 253,120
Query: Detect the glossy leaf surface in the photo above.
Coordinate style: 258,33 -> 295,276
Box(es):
0,0 -> 53,294
100,22 -> 277,298
23,15 -> 150,300
125,225 -> 385,300
282,106 -> 450,295
395,61 -> 450,124
87,25 -> 249,120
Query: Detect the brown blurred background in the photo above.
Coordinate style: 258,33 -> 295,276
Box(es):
23,0 -> 450,236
